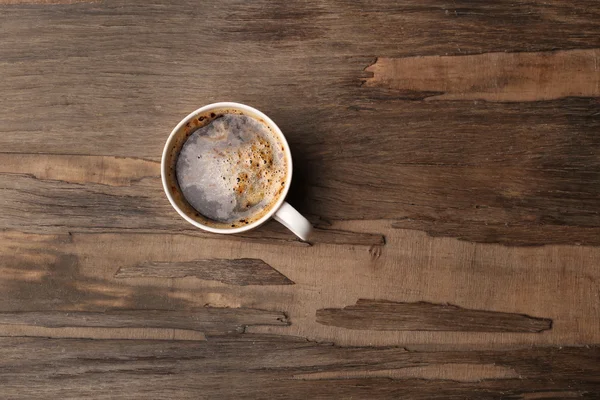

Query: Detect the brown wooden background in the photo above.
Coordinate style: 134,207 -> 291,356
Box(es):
1,0 -> 599,398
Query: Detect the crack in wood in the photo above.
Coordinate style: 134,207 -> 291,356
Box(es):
520,391 -> 588,399
292,363 -> 519,382
316,299 -> 552,332
392,219 -> 600,247
115,258 -> 295,286
0,326 -> 207,341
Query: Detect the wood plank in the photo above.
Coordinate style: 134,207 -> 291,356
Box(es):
1,1 -> 600,158
0,309 -> 288,335
115,259 -> 294,286
364,50 -> 600,102
316,299 -> 552,332
5,119 -> 600,245
1,229 -> 599,347
0,335 -> 597,399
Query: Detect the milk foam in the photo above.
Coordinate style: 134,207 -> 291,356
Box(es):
176,114 -> 287,225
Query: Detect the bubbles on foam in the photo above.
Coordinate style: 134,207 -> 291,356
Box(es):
176,113 -> 287,225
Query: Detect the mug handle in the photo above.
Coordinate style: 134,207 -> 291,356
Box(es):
274,202 -> 313,241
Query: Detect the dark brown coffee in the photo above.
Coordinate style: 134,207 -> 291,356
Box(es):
175,113 -> 287,227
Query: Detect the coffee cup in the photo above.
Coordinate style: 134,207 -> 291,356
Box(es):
161,102 -> 313,241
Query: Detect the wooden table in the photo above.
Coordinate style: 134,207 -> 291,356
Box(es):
1,1 -> 599,398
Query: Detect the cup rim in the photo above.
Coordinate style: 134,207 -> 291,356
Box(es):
161,102 -> 293,234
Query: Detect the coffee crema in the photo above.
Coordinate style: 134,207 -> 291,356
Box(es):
175,113 -> 287,228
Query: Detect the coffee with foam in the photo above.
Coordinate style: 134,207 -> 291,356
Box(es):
175,113 -> 287,228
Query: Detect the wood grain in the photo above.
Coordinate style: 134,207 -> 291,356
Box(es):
307,97 -> 600,241
0,335 -> 597,399
292,363 -> 519,382
0,0 -> 95,5
115,258 -> 294,286
316,299 -> 552,332
0,154 -> 158,187
364,50 -> 600,102
0,326 -> 207,341
393,218 -> 600,246
0,230 -> 296,313
0,308 -> 288,335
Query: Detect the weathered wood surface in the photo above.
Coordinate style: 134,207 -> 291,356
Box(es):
1,2 -> 600,245
0,336 -> 598,399
0,155 -> 385,247
364,50 -> 600,102
0,308 -> 288,334
115,259 -> 295,286
1,0 -> 600,398
316,299 -> 553,332
2,228 -> 598,347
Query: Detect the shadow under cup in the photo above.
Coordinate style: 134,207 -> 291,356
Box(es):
162,105 -> 293,233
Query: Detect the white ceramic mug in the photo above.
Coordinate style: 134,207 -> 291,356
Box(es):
161,102 -> 313,241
